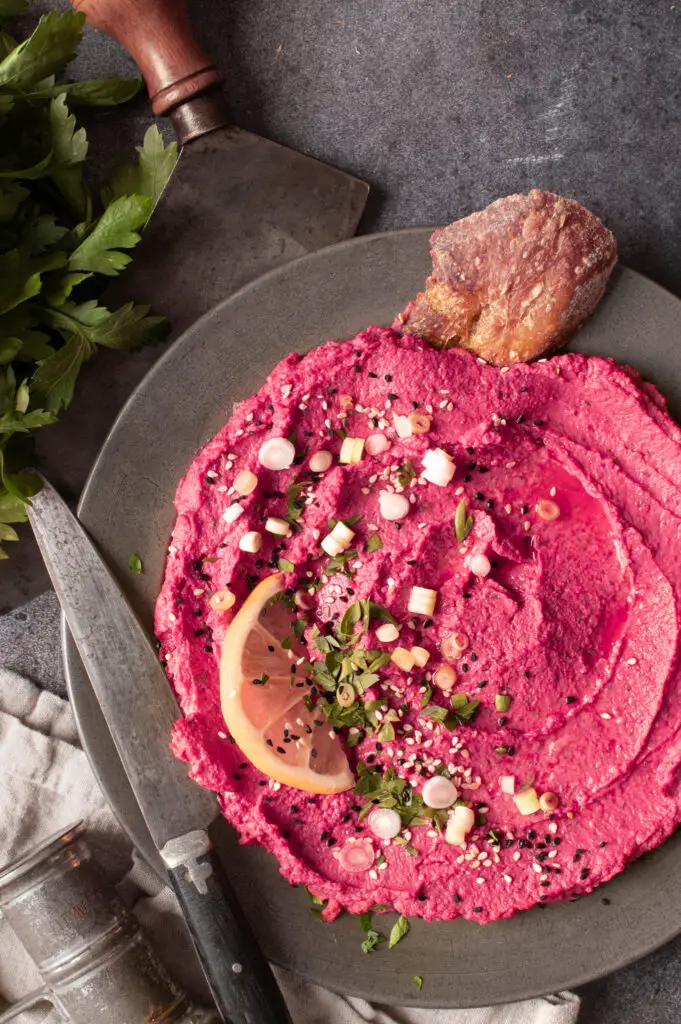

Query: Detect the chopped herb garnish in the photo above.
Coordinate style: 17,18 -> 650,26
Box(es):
325,547 -> 359,577
280,636 -> 293,650
128,553 -> 143,573
413,975 -> 423,991
495,746 -> 509,754
328,514 -> 363,530
358,911 -> 373,932
420,685 -> 433,707
252,672 -> 269,686
454,498 -> 474,543
283,479 -> 312,531
361,929 -> 386,954
367,533 -> 383,553
388,914 -> 410,949
421,694 -> 479,729
396,459 -> 417,487
495,694 -> 511,713
278,557 -> 295,572
394,836 -> 418,856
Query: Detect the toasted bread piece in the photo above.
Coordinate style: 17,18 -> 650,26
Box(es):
400,190 -> 617,365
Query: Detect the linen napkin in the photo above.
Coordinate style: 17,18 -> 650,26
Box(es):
0,664 -> 580,1024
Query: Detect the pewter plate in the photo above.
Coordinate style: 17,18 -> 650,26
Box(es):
64,228 -> 681,1007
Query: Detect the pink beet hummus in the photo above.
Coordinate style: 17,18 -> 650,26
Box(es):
155,327 -> 681,924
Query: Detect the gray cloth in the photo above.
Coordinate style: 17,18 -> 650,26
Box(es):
0,666 -> 580,1024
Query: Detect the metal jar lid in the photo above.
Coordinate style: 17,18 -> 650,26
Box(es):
0,821 -> 86,895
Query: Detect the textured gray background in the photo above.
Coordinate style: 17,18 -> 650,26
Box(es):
2,0 -> 681,1020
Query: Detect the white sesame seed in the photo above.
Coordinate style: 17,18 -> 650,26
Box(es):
504,504 -> 512,514
550,486 -> 557,497
548,849 -> 557,859
217,731 -> 227,739
503,873 -> 512,883
427,829 -> 438,838
273,782 -> 281,791
513,851 -> 521,862
532,862 -> 542,873
626,657 -> 637,665
548,822 -> 558,834
524,520 -> 531,531
601,712 -> 612,720
476,876 -> 486,885
378,862 -> 388,871
369,869 -> 378,880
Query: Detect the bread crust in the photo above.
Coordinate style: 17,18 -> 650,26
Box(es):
400,190 -> 617,365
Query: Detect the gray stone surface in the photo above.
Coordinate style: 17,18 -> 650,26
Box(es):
2,0 -> 681,1018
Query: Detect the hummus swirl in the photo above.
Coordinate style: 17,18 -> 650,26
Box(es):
156,328 -> 681,923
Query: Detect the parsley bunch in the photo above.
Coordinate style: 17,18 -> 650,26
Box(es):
0,3 -> 177,558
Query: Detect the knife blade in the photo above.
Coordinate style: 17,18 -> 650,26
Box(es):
74,0 -> 369,335
28,477 -> 292,1024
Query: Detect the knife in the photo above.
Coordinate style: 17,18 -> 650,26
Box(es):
72,0 -> 369,335
27,477 -> 292,1024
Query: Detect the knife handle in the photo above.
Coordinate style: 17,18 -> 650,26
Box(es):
164,832 -> 292,1024
72,0 -> 222,116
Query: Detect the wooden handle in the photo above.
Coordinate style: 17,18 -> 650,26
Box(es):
72,0 -> 223,115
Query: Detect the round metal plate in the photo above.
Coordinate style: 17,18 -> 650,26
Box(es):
64,228 -> 681,1007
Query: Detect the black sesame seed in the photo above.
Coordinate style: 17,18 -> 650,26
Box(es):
276,745 -> 286,754
327,837 -> 337,847
524,670 -> 530,679
516,414 -> 525,424
506,746 -> 515,755
353,365 -> 361,373
341,813 -> 351,823
473,907 -> 482,913
193,608 -> 202,617
601,897 -> 611,905
475,492 -> 484,501
282,830 -> 291,839
580,868 -> 590,880
354,348 -> 361,356
417,892 -> 427,902
194,628 -> 205,637
453,893 -> 462,903
258,780 -> 267,787
239,762 -> 248,769
540,881 -> 550,888
464,474 -> 472,482
368,371 -> 378,378
462,664 -> 469,673
519,387 -> 528,393
463,592 -> 471,599
528,830 -> 536,839
498,716 -> 507,726
233,772 -> 241,780
477,680 -> 488,689
351,804 -> 362,812
385,374 -> 393,382
599,841 -> 607,848
355,826 -> 364,833
412,400 -> 420,409
520,504 -> 529,514
264,796 -> 273,802
478,466 -> 489,473
311,748 -> 317,758
470,653 -> 478,662
566,696 -> 577,704
533,419 -> 545,427
203,645 -> 213,653
486,499 -> 494,510
388,392 -> 399,401
320,831 -> 328,840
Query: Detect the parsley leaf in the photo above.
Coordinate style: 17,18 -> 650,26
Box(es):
361,929 -> 385,954
388,915 -> 409,949
68,194 -> 153,276
127,552 -> 142,574
454,497 -> 474,543
278,557 -> 295,572
101,125 -> 178,206
366,533 -> 383,552
413,975 -> 423,991
358,912 -> 373,932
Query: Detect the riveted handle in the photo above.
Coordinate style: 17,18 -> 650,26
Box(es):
72,0 -> 223,115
